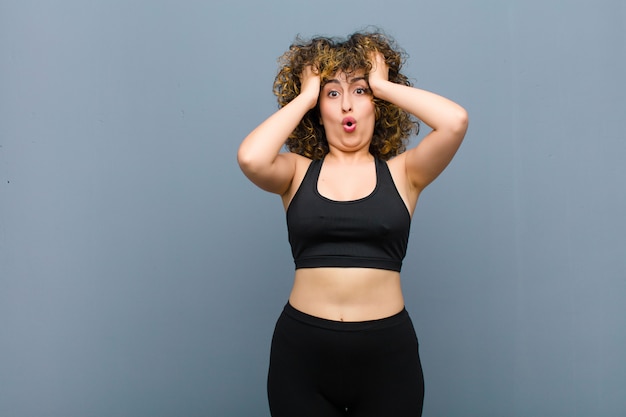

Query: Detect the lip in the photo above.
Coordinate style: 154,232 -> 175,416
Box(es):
342,117 -> 357,133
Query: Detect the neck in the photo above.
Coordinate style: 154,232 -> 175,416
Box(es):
325,149 -> 374,164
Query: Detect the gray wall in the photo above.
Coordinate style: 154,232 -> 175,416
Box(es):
1,1 -> 624,416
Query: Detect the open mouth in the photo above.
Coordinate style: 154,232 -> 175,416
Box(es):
342,117 -> 357,132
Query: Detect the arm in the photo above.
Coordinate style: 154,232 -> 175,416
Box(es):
368,53 -> 468,191
237,66 -> 320,195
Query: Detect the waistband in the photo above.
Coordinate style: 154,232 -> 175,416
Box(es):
282,302 -> 410,332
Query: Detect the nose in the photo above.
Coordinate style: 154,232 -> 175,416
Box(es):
341,94 -> 352,113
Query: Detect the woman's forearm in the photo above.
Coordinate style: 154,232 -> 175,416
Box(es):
370,80 -> 468,134
237,93 -> 315,172
238,66 -> 320,175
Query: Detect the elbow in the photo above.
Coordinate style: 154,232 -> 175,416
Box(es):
439,107 -> 468,142
236,146 -> 249,169
452,107 -> 469,136
237,143 -> 256,174
237,148 -> 259,179
435,106 -> 468,138
237,143 -> 271,179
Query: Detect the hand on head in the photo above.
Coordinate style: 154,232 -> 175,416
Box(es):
367,52 -> 389,93
299,65 -> 321,109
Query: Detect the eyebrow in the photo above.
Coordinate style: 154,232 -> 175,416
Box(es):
323,76 -> 368,86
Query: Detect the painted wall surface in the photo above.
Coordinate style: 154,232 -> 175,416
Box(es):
1,1 -> 625,416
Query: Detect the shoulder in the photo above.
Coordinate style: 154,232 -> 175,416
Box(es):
279,152 -> 313,174
280,153 -> 313,209
385,153 -> 420,215
385,152 -> 408,179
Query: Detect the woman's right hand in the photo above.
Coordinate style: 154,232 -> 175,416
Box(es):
299,65 -> 321,109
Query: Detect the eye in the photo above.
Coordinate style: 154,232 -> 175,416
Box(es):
327,90 -> 340,98
354,87 -> 370,95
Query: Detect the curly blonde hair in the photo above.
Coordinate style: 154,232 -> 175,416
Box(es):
273,29 -> 419,160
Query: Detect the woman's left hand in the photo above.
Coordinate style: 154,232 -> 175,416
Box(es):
367,52 -> 389,94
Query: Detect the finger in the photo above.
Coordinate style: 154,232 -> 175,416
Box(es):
375,52 -> 386,67
302,65 -> 318,78
368,52 -> 383,73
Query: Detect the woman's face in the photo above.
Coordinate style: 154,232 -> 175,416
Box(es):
319,70 -> 376,154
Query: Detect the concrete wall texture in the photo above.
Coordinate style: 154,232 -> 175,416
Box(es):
1,1 -> 625,416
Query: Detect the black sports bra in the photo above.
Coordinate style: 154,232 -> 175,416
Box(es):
286,157 -> 411,272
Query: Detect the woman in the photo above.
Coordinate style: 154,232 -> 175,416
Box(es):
238,30 -> 468,417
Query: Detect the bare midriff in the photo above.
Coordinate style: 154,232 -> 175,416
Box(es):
288,267 -> 405,322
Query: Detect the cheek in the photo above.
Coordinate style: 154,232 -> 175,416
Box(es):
318,98 -> 328,115
319,101 -> 338,123
362,102 -> 376,122
358,96 -> 375,112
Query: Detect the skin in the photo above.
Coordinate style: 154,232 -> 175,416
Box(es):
238,52 -> 468,321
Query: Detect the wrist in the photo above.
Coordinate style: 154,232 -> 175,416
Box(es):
298,89 -> 319,110
369,78 -> 391,100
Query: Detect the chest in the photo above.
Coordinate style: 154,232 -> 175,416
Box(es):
316,162 -> 376,202
287,163 -> 411,243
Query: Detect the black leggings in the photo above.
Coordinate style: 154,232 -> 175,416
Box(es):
267,303 -> 424,417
